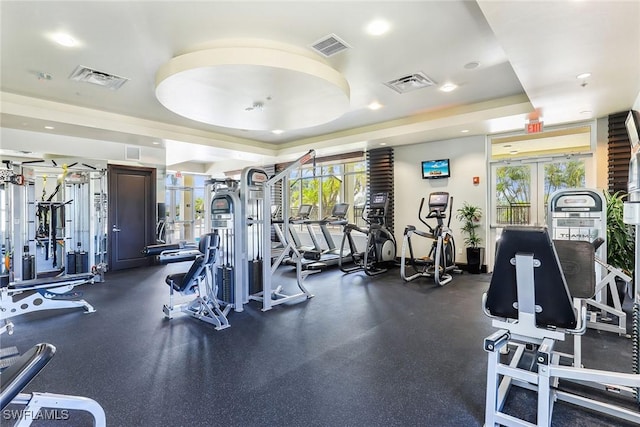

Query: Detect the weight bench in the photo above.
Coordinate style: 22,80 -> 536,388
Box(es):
0,343 -> 105,426
141,241 -> 201,264
483,226 -> 640,426
163,232 -> 230,330
0,273 -> 96,323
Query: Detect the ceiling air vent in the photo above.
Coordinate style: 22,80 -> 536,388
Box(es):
384,72 -> 436,94
310,34 -> 350,57
125,145 -> 141,161
69,65 -> 129,90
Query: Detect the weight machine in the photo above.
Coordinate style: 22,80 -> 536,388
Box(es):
243,151 -> 316,311
339,192 -> 396,276
0,160 -> 106,327
163,232 -> 230,330
548,188 -> 629,335
400,192 -> 458,286
483,227 -> 640,426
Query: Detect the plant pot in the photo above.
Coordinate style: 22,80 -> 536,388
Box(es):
466,247 -> 484,274
606,277 -> 629,307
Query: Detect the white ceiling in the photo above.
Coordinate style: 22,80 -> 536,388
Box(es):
1,1 -> 639,170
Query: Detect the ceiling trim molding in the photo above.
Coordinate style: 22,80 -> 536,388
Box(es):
278,94 -> 533,154
0,91 -> 277,156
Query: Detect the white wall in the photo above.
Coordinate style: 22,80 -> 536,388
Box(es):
394,135 -> 487,264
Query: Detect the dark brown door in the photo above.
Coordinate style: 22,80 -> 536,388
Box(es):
108,165 -> 156,270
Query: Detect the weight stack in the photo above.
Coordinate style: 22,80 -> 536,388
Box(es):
75,250 -> 89,273
248,259 -> 263,295
66,251 -> 77,274
21,254 -> 35,280
216,265 -> 235,304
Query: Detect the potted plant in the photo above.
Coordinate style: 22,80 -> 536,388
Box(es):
456,202 -> 484,273
603,190 -> 635,302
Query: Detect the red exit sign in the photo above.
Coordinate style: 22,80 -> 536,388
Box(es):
527,120 -> 543,134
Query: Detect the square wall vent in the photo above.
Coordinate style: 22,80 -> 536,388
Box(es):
384,72 -> 436,94
125,145 -> 141,161
310,33 -> 350,57
69,65 -> 129,90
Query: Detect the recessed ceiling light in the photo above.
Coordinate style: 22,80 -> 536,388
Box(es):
44,126 -> 55,130
368,101 -> 383,110
366,19 -> 390,36
380,142 -> 387,146
152,141 -> 161,145
49,32 -> 78,47
464,61 -> 480,70
272,129 -> 284,135
461,129 -> 469,133
580,110 -> 592,115
439,83 -> 458,92
509,150 -> 519,155
576,72 -> 591,79
503,144 -> 512,148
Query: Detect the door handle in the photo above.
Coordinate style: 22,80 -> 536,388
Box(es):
112,225 -> 121,232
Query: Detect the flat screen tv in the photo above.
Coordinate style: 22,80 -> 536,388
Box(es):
626,110 -> 640,149
421,159 -> 450,179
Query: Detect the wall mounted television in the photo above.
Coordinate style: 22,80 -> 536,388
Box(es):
626,109 -> 640,149
421,159 -> 450,179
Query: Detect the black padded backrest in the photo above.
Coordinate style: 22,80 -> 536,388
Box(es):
486,227 -> 577,329
0,343 -> 56,410
175,255 -> 206,292
198,232 -> 219,264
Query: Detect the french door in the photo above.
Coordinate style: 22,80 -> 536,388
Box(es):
488,155 -> 594,268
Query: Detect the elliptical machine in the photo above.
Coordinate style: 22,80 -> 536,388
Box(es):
339,192 -> 396,276
400,192 -> 458,286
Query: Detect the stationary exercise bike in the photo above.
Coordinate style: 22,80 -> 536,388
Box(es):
339,192 -> 396,276
400,192 -> 458,286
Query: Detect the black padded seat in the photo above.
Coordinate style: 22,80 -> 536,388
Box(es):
165,233 -> 219,293
142,243 -> 180,256
0,343 -> 56,410
485,227 -> 577,330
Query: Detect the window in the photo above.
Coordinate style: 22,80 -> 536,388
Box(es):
164,173 -> 206,243
289,158 -> 366,226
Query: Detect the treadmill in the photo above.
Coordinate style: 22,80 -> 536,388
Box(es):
288,204 -> 322,253
287,203 -> 351,270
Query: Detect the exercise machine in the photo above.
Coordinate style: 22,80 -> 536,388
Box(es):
548,188 -> 629,335
243,150 -> 317,311
0,342 -> 106,426
400,192 -> 458,286
339,192 -> 396,276
483,227 -> 640,426
163,232 -> 230,330
287,204 -> 323,254
1,162 -> 102,324
284,203 -> 351,270
141,241 -> 201,264
1,160 -> 108,282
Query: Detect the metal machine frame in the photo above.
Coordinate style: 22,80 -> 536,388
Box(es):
244,150 -> 317,311
400,192 -> 458,286
339,192 -> 396,276
548,188 -> 628,335
163,232 -> 230,330
483,227 -> 640,426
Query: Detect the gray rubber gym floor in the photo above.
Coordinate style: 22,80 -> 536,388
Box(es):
1,264 -> 638,426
